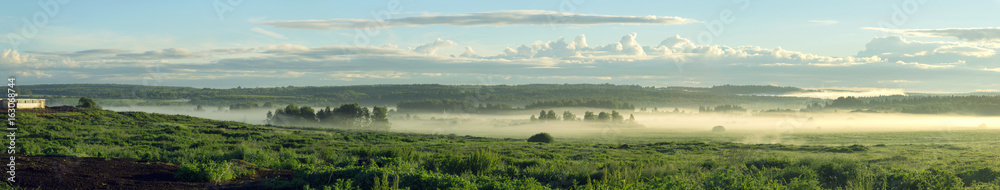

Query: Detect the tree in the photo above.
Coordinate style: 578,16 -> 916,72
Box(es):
527,132 -> 554,143
196,105 -> 204,111
597,112 -> 611,121
611,111 -> 623,123
628,114 -> 635,122
538,110 -> 548,120
546,110 -> 558,121
371,106 -> 390,129
563,111 -> 576,121
530,115 -> 537,122
76,97 -> 100,109
584,111 -> 596,121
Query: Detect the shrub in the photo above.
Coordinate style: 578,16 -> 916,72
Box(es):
712,125 -> 726,132
174,160 -> 255,182
958,167 -> 1000,185
816,161 -> 861,188
874,168 -> 963,189
746,157 -> 792,169
527,132 -> 554,143
423,150 -> 500,175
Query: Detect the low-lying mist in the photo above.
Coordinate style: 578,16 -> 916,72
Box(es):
104,106 -> 999,144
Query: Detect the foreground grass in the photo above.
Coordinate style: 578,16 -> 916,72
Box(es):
6,109 -> 1000,189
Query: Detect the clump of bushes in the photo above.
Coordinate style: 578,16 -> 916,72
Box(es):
712,125 -> 726,132
527,132 -> 554,143
174,160 -> 255,182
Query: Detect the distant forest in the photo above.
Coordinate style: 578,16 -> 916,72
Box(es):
18,84 -> 809,107
18,84 -> 1000,116
821,96 -> 1000,115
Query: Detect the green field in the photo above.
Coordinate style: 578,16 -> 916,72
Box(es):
6,108 -> 1000,189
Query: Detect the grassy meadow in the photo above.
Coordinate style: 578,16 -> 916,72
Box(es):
4,108 -> 1000,189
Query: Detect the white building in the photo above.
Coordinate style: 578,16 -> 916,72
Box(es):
1,99 -> 45,109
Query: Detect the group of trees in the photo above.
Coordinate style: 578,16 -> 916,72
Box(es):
699,105 -> 747,113
530,110 -> 635,123
524,99 -> 635,110
267,103 -> 389,129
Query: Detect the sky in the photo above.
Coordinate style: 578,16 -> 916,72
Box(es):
1,0 -> 999,93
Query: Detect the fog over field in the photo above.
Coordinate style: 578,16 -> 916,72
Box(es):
105,105 -> 998,143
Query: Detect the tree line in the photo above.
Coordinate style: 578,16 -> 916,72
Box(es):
266,103 -> 389,129
530,110 -> 635,123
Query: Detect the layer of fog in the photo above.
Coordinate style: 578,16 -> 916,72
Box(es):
103,106 -> 999,144
779,87 -> 907,99
104,106 -> 272,125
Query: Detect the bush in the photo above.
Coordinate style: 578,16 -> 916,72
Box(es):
746,157 -> 792,169
712,125 -> 726,132
958,167 -> 1000,185
875,168 -> 963,189
527,132 -> 554,143
174,160 -> 255,182
423,150 -> 500,175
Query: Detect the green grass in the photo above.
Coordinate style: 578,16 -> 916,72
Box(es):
7,109 -> 1000,189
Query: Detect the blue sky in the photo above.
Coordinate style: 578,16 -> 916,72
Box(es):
1,0 -> 999,93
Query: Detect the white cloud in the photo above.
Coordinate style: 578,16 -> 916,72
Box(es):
413,38 -> 457,55
261,44 -> 310,53
618,33 -> 645,56
862,27 -> 1000,42
327,71 -> 410,81
460,46 -> 477,58
256,10 -> 697,30
15,70 -> 52,78
12,33 -> 1000,92
1,49 -> 32,64
857,36 -> 1000,67
251,27 -> 287,39
115,48 -> 202,60
932,45 -> 995,57
896,61 -> 956,69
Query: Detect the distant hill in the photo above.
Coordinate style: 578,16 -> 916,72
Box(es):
666,85 -> 808,95
18,83 -> 814,108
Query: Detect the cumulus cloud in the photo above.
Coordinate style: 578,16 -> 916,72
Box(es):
10,34 -> 1000,92
618,33 -> 645,56
413,38 -> 457,55
256,10 -> 697,30
460,46 -> 477,58
862,27 -> 1000,42
1,49 -> 32,64
857,36 -> 999,67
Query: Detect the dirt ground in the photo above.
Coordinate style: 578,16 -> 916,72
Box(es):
7,156 -> 295,190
